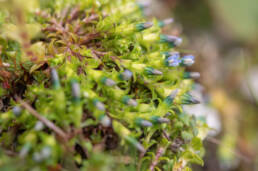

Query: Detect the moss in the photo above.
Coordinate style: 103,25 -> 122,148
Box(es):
0,0 -> 207,170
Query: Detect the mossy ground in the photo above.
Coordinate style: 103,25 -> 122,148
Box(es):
0,0 -> 208,170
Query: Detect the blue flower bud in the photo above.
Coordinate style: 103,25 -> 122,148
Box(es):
33,146 -> 52,162
50,68 -> 60,89
181,55 -> 195,66
135,118 -> 153,127
101,77 -> 116,87
165,112 -> 172,117
41,146 -> 51,159
160,34 -> 182,47
93,99 -> 105,111
125,136 -> 145,152
151,116 -> 170,124
119,69 -> 133,81
165,55 -> 181,67
122,96 -> 138,107
136,22 -> 153,31
144,67 -> 163,75
183,72 -> 200,79
34,121 -> 44,131
99,114 -> 111,127
13,106 -> 22,117
181,93 -> 200,105
158,18 -> 174,27
164,89 -> 179,105
71,80 -> 80,103
162,51 -> 180,58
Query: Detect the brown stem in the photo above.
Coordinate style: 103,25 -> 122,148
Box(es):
162,131 -> 171,141
67,6 -> 80,23
15,96 -> 68,141
149,146 -> 165,171
82,14 -> 99,24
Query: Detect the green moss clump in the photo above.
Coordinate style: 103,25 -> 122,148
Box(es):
0,0 -> 208,170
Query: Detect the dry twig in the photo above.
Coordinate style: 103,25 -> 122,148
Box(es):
15,96 -> 68,141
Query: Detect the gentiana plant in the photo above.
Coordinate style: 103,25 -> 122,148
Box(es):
0,0 -> 208,170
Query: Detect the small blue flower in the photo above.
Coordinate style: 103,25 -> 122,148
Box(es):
181,55 -> 195,66
165,54 -> 181,67
162,51 -> 180,58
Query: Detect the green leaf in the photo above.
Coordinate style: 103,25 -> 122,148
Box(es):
182,150 -> 204,166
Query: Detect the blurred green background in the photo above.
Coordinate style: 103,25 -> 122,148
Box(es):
148,0 -> 258,170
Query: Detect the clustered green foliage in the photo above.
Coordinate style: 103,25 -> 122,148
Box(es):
0,0 -> 208,170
